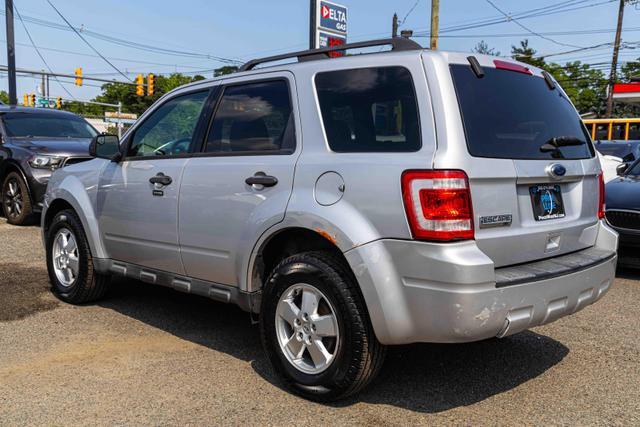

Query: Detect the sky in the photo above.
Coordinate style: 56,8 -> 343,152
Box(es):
1,0 -> 639,102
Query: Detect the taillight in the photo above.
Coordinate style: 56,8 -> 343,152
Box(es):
401,170 -> 474,241
598,172 -> 605,219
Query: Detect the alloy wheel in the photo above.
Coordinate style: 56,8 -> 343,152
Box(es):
52,228 -> 80,287
275,283 -> 340,375
3,178 -> 23,220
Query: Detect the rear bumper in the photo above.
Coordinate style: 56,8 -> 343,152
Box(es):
345,220 -> 618,345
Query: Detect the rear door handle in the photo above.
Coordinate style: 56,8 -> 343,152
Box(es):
149,173 -> 173,186
245,172 -> 278,187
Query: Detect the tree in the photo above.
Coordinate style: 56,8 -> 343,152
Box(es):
62,73 -> 206,117
0,90 -> 9,104
214,66 -> 239,77
545,61 -> 607,116
510,39 -> 546,69
472,40 -> 501,57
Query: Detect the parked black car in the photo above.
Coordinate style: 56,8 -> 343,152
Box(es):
605,159 -> 640,268
594,140 -> 640,163
0,106 -> 98,225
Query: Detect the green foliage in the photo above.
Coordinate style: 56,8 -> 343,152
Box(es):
472,40 -> 501,57
214,66 -> 239,77
62,73 -> 207,117
510,39 -> 640,117
510,39 -> 546,69
0,90 -> 9,104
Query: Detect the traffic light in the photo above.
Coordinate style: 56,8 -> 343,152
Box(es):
56,97 -> 62,109
136,74 -> 144,96
23,93 -> 28,106
74,68 -> 83,86
147,73 -> 155,96
30,94 -> 36,107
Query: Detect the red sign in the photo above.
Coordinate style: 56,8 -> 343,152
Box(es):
613,83 -> 640,94
322,5 -> 330,18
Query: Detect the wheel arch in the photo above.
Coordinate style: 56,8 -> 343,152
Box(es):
248,226 -> 354,294
0,160 -> 34,206
42,179 -> 107,261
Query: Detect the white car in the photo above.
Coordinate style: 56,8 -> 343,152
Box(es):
598,152 -> 623,183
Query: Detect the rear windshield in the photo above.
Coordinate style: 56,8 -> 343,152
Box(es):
450,64 -> 594,160
2,113 -> 98,139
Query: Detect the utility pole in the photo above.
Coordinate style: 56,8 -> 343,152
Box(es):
392,13 -> 398,38
5,0 -> 17,105
309,0 -> 317,49
430,0 -> 440,50
606,0 -> 626,117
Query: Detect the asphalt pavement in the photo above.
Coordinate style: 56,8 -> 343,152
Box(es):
0,221 -> 639,425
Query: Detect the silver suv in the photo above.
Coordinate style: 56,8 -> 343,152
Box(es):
42,39 -> 618,401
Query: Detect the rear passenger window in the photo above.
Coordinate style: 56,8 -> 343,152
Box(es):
205,80 -> 294,154
315,67 -> 420,152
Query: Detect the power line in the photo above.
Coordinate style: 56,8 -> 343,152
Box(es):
399,0 -> 422,26
484,0 -> 584,49
13,2 -> 76,99
0,9 -> 242,65
45,0 -> 132,82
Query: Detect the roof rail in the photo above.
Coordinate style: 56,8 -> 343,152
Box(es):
239,38 -> 423,72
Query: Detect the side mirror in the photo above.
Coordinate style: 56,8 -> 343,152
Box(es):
616,163 -> 628,176
90,134 -> 122,161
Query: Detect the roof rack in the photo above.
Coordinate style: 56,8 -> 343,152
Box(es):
239,38 -> 423,72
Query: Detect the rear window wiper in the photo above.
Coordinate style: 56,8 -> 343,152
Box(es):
540,136 -> 585,152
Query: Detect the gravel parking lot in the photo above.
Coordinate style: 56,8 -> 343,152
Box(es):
1,220 -> 639,426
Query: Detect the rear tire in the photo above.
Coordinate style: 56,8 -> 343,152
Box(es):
260,251 -> 386,402
2,171 -> 33,225
46,209 -> 110,304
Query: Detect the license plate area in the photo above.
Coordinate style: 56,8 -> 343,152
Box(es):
529,184 -> 565,221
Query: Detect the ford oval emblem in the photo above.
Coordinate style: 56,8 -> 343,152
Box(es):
548,164 -> 567,178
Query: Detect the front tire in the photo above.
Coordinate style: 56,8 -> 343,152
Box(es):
260,251 -> 386,402
46,209 -> 110,304
2,171 -> 33,225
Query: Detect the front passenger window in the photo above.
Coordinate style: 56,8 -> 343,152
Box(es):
128,91 -> 209,158
205,80 -> 294,153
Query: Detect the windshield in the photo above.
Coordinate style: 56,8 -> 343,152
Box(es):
627,160 -> 640,176
595,143 -> 639,161
450,64 -> 594,160
2,113 -> 98,139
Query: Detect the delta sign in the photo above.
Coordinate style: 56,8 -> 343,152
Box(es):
318,1 -> 347,35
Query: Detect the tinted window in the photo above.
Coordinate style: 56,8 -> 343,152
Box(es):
128,91 -> 208,157
205,80 -> 294,153
2,113 -> 97,138
451,64 -> 593,160
315,67 -> 420,152
595,143 -> 639,161
629,123 -> 640,140
627,160 -> 640,176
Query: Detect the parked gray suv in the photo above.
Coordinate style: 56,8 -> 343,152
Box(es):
41,39 -> 618,401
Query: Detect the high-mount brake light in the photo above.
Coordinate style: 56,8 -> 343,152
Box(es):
401,170 -> 474,241
493,59 -> 533,75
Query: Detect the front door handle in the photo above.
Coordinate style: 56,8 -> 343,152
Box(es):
149,173 -> 173,186
245,172 -> 278,187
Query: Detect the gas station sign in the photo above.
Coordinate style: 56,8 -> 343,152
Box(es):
318,1 -> 347,34
314,0 -> 347,55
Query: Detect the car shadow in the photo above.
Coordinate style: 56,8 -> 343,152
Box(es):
101,278 -> 569,413
616,267 -> 640,280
